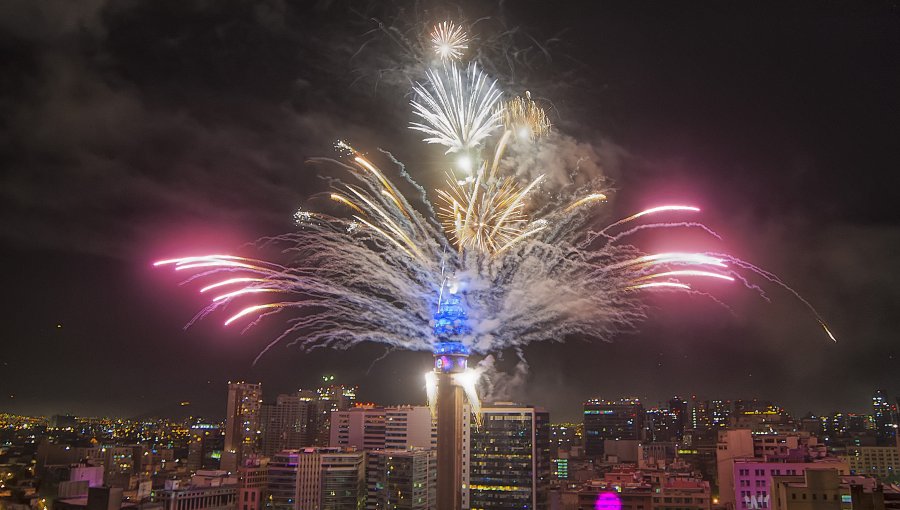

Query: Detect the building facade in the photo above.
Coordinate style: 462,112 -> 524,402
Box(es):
842,446 -> 900,482
222,382 -> 262,473
468,403 -> 550,510
583,399 -> 644,458
733,458 -> 849,510
368,448 -> 436,510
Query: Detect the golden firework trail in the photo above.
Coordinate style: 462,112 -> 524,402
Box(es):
500,91 -> 552,141
435,132 -> 545,255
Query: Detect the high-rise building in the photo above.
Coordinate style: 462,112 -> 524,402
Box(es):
311,378 -> 358,446
368,448 -> 436,510
188,423 -> 224,472
330,407 -> 386,451
266,447 -> 366,510
710,400 -> 732,429
872,390 -> 896,446
645,408 -> 679,443
385,406 -> 435,450
669,396 -> 688,441
267,451 -> 300,510
583,398 -> 644,457
298,447 -> 366,509
549,423 -> 581,457
690,397 -> 712,432
222,382 -> 262,473
261,391 -> 318,456
330,406 -> 435,452
317,377 -> 357,411
468,403 -> 550,510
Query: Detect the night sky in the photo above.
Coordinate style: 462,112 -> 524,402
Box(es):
2,1 -> 899,422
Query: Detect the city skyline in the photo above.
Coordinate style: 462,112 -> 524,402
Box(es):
5,385 -> 900,429
2,1 -> 900,421
4,378 -> 900,510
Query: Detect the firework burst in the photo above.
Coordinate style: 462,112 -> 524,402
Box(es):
431,21 -> 469,61
156,11 -> 836,368
410,62 -> 503,155
501,91 -> 552,141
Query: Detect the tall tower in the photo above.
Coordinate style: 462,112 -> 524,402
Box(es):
222,382 -> 262,473
432,291 -> 470,510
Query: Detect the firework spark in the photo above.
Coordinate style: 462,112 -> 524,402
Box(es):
634,269 -> 735,283
436,143 -> 545,254
501,91 -> 551,141
431,21 -> 469,61
410,62 -> 503,155
565,193 -> 608,213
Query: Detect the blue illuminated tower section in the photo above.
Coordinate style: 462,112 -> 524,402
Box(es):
433,290 -> 470,510
433,291 -> 471,372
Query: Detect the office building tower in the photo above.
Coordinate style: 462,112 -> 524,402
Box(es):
267,451 -> 300,510
368,448 -> 436,510
690,397 -> 712,432
710,400 -> 732,429
317,377 -> 357,411
331,405 -> 435,452
188,423 -> 224,472
468,403 -> 550,510
304,380 -> 357,447
299,447 -> 366,509
583,398 -> 644,457
330,407 -> 386,451
222,382 -> 262,473
385,406 -> 436,450
645,408 -> 679,443
261,391 -> 318,456
669,396 -> 688,441
266,448 -> 365,510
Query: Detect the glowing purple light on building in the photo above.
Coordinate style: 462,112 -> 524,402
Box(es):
596,491 -> 622,510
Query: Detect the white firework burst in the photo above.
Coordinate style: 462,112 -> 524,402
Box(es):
410,62 -> 503,155
431,21 -> 469,61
